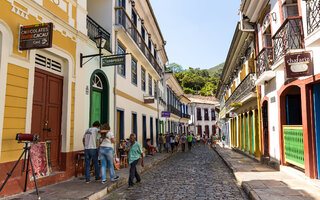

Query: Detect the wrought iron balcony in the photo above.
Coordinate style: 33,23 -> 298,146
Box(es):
115,7 -> 162,77
256,47 -> 273,78
306,0 -> 320,35
168,105 -> 180,116
225,73 -> 256,111
181,113 -> 190,119
87,16 -> 111,52
273,17 -> 304,62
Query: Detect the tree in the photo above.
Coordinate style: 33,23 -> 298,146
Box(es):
167,63 -> 184,73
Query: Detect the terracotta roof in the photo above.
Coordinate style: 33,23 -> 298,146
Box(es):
185,94 -> 220,105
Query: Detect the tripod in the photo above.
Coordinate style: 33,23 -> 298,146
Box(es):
0,142 -> 40,200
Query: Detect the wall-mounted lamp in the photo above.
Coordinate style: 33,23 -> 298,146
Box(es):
80,34 -> 106,68
271,12 -> 277,22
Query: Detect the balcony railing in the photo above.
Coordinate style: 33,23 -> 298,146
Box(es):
181,113 -> 190,119
273,16 -> 304,62
168,105 -> 180,116
225,73 -> 255,111
256,47 -> 273,78
87,16 -> 111,52
306,0 -> 320,35
115,7 -> 162,77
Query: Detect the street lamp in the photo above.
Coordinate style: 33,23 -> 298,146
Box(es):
80,34 -> 107,68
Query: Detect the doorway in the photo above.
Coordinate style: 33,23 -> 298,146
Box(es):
142,115 -> 146,148
150,117 -> 153,145
90,71 -> 109,126
117,110 -> 124,148
262,101 -> 269,157
313,84 -> 320,178
31,68 -> 63,171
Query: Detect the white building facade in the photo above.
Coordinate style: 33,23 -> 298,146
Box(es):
187,95 -> 219,138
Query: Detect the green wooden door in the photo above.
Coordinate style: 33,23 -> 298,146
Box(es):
91,90 -> 101,125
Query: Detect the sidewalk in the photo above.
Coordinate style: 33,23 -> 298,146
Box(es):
214,143 -> 320,200
1,152 -> 174,200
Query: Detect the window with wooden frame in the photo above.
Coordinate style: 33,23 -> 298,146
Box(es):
197,108 -> 202,120
131,57 -> 137,85
148,74 -> 152,96
132,9 -> 137,27
204,109 -> 209,120
282,0 -> 299,20
211,109 -> 215,121
117,42 -> 126,77
141,67 -> 146,91
261,12 -> 272,47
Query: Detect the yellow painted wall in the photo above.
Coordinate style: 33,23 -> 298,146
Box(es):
43,0 -> 69,23
69,82 -> 75,152
0,64 -> 28,163
0,0 -> 76,68
240,64 -> 247,81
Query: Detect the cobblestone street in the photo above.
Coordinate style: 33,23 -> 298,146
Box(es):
104,145 -> 248,200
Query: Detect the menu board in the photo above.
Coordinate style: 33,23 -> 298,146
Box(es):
29,142 -> 49,180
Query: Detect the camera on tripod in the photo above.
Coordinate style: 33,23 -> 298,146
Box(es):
16,133 -> 39,143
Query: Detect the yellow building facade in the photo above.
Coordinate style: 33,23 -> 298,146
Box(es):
0,0 -> 87,196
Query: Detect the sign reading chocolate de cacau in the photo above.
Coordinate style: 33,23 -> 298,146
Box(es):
285,52 -> 313,78
19,23 -> 53,50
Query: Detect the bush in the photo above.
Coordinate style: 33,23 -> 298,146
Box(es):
183,88 -> 195,94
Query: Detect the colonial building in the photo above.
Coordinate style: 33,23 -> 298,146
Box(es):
187,95 -> 219,138
87,0 -> 168,148
221,0 -> 320,179
164,72 -> 190,134
250,0 -> 320,179
0,0 -> 89,196
216,22 -> 262,159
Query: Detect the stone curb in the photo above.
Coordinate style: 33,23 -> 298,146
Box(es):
84,153 -> 175,200
212,146 -> 259,200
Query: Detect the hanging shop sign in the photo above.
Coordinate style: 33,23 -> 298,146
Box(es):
285,52 -> 313,78
161,111 -> 170,118
231,102 -> 243,107
102,55 -> 125,67
143,97 -> 154,104
19,23 -> 53,50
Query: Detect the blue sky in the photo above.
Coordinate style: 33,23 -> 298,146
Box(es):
150,0 -> 240,70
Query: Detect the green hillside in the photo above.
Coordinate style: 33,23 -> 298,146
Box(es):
208,62 -> 224,78
167,62 -> 224,96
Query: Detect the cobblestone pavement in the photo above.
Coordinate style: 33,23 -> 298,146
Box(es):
103,145 -> 248,200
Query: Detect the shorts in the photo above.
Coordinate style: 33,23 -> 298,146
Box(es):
175,142 -> 179,146
188,142 -> 192,147
208,140 -> 212,144
165,143 -> 170,148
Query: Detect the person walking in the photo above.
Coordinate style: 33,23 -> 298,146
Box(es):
98,123 -> 119,184
181,133 -> 187,152
187,133 -> 193,151
170,133 -> 175,153
158,134 -> 164,153
127,134 -> 144,190
83,121 -> 100,183
165,133 -> 170,153
174,133 -> 180,152
203,134 -> 208,147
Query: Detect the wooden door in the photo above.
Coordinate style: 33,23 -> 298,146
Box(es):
31,68 -> 63,171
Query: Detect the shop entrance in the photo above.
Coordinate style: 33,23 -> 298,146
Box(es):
142,115 -> 146,148
90,71 -> 109,126
313,83 -> 320,178
262,101 -> 269,157
31,68 -> 63,171
116,110 -> 124,148
280,86 -> 304,169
